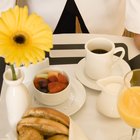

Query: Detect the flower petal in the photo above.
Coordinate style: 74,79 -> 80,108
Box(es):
1,8 -> 16,32
0,19 -> 11,35
18,6 -> 28,30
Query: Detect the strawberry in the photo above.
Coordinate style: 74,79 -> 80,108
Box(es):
48,75 -> 58,82
57,73 -> 68,83
48,82 -> 68,93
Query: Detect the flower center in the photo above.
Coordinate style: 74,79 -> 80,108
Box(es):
12,31 -> 30,46
13,34 -> 26,44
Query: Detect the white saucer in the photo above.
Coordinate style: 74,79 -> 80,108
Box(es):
29,78 -> 86,116
75,56 -> 131,91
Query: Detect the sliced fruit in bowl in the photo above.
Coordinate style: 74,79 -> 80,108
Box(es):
33,68 -> 71,106
34,70 -> 69,94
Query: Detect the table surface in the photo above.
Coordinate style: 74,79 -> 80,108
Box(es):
0,34 -> 140,140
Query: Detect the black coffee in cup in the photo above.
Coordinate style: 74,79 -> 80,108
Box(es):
91,49 -> 108,54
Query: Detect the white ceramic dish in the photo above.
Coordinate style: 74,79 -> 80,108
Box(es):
75,56 -> 131,91
29,78 -> 86,116
33,68 -> 70,106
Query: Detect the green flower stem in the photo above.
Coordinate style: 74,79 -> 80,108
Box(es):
10,64 -> 17,80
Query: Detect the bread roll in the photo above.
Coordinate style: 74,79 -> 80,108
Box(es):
23,107 -> 69,127
17,107 -> 70,140
17,117 -> 69,136
47,135 -> 68,140
18,126 -> 43,140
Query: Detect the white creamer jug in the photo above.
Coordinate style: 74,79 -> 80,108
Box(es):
96,76 -> 123,118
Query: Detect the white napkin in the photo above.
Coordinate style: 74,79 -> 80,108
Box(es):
69,118 -> 89,140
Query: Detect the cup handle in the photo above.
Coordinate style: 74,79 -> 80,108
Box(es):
112,47 -> 125,67
114,47 -> 125,59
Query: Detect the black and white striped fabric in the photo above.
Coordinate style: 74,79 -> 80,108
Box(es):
47,43 -> 140,70
46,43 -> 129,65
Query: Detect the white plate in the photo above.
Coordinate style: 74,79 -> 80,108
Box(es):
29,78 -> 86,116
75,56 -> 131,91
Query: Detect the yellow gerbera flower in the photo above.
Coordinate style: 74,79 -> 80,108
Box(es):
0,5 -> 53,67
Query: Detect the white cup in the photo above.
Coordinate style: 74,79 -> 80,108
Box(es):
84,37 -> 125,80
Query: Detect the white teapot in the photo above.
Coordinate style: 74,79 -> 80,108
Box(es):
96,76 -> 123,118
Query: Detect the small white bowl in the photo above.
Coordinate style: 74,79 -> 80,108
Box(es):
32,68 -> 71,106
